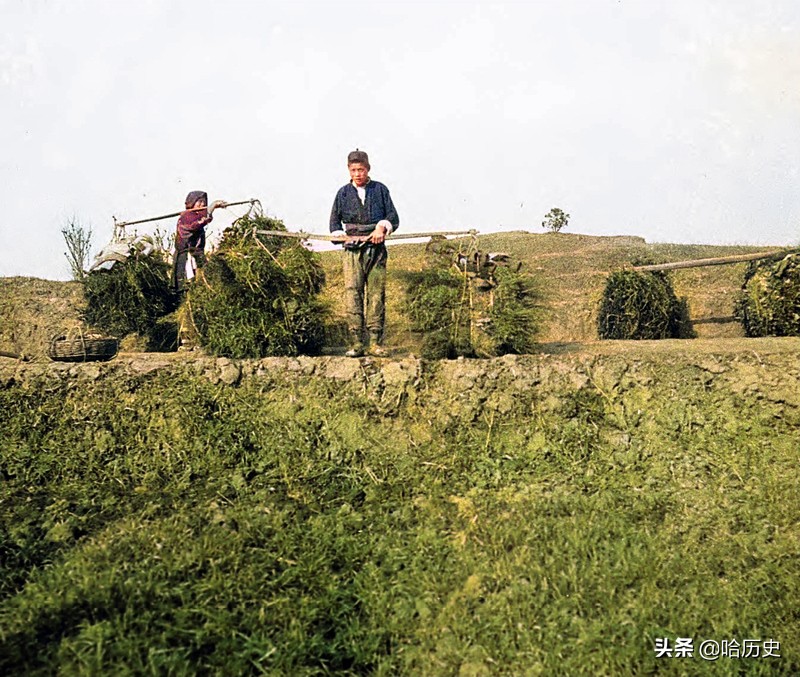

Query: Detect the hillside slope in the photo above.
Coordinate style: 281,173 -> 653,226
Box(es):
2,233 -> 798,674
0,232 -> 781,358
323,231 -> 768,347
2,342 -> 799,674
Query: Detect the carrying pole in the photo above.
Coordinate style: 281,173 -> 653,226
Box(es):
0,351 -> 28,361
253,229 -> 477,242
632,250 -> 789,272
113,199 -> 259,230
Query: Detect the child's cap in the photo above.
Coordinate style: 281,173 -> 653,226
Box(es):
347,149 -> 370,168
185,191 -> 208,208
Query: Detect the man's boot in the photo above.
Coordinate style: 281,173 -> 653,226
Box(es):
345,329 -> 364,358
368,332 -> 388,357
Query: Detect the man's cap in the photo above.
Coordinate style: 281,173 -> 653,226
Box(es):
347,149 -> 370,167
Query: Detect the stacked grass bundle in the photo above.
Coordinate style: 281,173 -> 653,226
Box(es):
597,270 -> 694,340
735,253 -> 800,336
187,215 -> 328,358
481,265 -> 540,355
82,248 -> 175,338
403,242 -> 539,359
403,267 -> 474,359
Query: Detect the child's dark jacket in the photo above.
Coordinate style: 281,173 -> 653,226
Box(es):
176,210 -> 212,252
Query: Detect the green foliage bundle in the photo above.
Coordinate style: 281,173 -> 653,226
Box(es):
82,251 -> 175,337
735,254 -> 800,337
403,267 -> 473,359
598,270 -> 694,340
188,215 -> 327,358
403,251 -> 539,359
483,265 -> 539,355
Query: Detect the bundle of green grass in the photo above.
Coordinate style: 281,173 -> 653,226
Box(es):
597,269 -> 694,340
403,267 -> 473,359
403,241 -> 539,359
82,239 -> 176,338
735,253 -> 800,336
186,215 -> 328,358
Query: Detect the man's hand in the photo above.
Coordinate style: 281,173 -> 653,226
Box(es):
210,200 -> 228,211
369,223 -> 387,244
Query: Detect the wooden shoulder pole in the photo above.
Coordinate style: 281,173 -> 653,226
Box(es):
113,199 -> 258,230
632,250 -> 788,272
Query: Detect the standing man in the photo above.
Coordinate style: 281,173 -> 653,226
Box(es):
330,149 -> 400,357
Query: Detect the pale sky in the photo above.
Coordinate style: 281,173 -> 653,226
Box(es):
2,0 -> 799,280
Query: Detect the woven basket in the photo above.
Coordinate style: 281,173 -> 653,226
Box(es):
48,333 -> 119,362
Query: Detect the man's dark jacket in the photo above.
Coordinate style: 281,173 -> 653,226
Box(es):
329,180 -> 400,239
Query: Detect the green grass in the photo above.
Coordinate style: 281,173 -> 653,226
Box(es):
1,353 -> 798,675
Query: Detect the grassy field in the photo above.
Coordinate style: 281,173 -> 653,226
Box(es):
1,232 -> 797,674
0,231 -> 783,358
319,231 -> 773,349
1,343 -> 799,675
